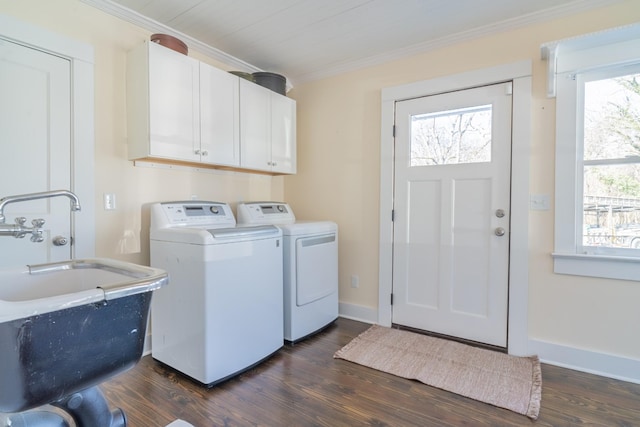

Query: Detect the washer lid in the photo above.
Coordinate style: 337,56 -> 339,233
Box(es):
150,225 -> 281,244
210,225 -> 280,239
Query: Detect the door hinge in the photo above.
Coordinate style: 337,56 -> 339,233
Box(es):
390,293 -> 394,305
505,81 -> 513,95
392,125 -> 396,138
391,209 -> 395,221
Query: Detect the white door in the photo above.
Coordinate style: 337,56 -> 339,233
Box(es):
392,82 -> 512,347
0,39 -> 73,267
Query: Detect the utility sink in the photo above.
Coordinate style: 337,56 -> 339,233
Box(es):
0,258 -> 168,414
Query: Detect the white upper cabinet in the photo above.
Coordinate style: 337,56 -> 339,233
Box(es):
127,41 -> 239,166
239,79 -> 271,171
270,90 -> 297,174
127,40 -> 200,162
240,79 -> 296,174
200,62 -> 240,167
127,40 -> 295,174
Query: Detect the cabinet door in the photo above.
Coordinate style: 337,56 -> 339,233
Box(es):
200,63 -> 240,166
270,93 -> 296,174
240,79 -> 271,172
148,42 -> 200,161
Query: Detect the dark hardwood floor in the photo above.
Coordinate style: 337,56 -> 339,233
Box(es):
99,318 -> 640,426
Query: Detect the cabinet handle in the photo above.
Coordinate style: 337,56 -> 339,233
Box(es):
202,150 -> 208,156
195,149 -> 201,155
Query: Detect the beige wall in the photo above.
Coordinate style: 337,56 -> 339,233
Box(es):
2,0 -> 640,369
286,0 -> 640,362
0,0 -> 284,267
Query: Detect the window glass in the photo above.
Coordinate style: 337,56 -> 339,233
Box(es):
582,72 -> 640,250
410,105 -> 492,166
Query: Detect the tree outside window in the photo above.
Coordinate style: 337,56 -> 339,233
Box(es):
410,105 -> 492,166
583,73 -> 640,249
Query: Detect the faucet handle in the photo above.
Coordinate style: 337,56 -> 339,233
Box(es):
12,217 -> 28,238
30,230 -> 44,243
29,218 -> 45,242
31,218 -> 46,227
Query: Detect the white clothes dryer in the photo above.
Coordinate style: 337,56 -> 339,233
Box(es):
149,201 -> 283,386
237,202 -> 338,343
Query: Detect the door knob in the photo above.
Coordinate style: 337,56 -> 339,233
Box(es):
53,235 -> 69,246
495,209 -> 505,218
494,227 -> 506,237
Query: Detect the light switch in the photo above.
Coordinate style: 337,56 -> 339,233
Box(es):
104,193 -> 116,210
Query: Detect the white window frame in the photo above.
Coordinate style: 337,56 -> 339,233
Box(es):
545,24 -> 640,281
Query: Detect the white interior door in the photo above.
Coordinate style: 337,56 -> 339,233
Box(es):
0,39 -> 73,267
392,82 -> 512,347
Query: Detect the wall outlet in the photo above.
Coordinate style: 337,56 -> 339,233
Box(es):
351,275 -> 359,288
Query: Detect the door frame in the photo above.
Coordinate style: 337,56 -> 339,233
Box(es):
378,61 -> 532,356
0,14 -> 95,258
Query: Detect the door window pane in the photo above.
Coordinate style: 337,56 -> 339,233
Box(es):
582,73 -> 640,249
410,104 -> 492,166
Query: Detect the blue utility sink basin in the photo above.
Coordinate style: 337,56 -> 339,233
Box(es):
0,259 -> 168,413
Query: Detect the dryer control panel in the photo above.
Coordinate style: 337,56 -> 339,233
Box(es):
151,201 -> 236,229
237,202 -> 295,225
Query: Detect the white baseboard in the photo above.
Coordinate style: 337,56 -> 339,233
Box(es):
143,307 -> 639,385
143,332 -> 152,356
335,304 -> 640,385
338,302 -> 378,324
529,338 -> 640,384
143,303 -> 379,356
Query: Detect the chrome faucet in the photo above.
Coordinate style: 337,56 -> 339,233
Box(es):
0,190 -> 81,242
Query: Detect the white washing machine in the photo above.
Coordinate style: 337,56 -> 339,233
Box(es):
237,202 -> 338,343
149,201 -> 283,386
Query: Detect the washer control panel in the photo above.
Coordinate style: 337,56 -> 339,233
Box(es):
152,201 -> 236,228
237,202 -> 295,225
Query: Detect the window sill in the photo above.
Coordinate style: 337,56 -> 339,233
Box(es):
552,252 -> 640,282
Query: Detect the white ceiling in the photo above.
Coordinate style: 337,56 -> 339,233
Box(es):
84,0 -> 621,86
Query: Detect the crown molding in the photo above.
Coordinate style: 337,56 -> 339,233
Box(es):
81,0 -> 624,86
80,0 -> 261,73
293,0 -> 625,83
